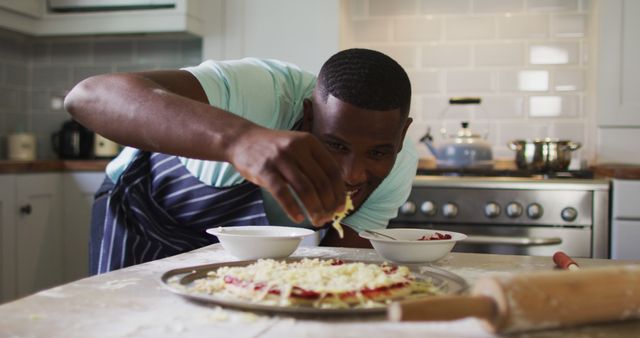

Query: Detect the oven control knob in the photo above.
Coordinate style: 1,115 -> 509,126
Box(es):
442,203 -> 458,218
505,202 -> 523,218
561,207 -> 578,222
399,201 -> 416,216
527,203 -> 543,219
420,201 -> 437,216
484,202 -> 501,218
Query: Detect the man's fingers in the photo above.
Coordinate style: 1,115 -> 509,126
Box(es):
264,172 -> 306,223
278,161 -> 331,226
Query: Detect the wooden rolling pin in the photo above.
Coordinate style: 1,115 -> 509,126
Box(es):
388,265 -> 640,334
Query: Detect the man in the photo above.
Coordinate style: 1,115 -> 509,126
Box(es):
65,48 -> 417,274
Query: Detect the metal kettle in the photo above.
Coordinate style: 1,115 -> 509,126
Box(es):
419,97 -> 494,169
51,119 -> 94,159
420,121 -> 494,169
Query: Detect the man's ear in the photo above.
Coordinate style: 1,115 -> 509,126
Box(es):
301,98 -> 314,132
397,117 -> 413,153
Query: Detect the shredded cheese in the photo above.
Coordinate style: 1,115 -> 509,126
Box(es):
191,258 -> 440,309
331,193 -> 354,239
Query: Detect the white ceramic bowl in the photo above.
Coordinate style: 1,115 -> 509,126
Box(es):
206,226 -> 315,260
359,228 -> 467,264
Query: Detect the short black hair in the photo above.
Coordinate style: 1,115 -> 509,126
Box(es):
316,48 -> 411,117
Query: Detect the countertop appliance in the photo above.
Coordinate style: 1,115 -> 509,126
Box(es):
51,119 -> 94,159
390,168 -> 610,258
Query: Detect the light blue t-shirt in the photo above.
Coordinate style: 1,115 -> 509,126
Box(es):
106,58 -> 418,233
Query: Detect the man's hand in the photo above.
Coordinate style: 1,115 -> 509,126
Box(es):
227,126 -> 345,226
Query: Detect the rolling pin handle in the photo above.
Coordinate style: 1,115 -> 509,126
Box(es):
553,251 -> 580,270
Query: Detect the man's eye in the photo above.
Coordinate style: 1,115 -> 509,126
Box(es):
369,149 -> 391,158
326,142 -> 347,151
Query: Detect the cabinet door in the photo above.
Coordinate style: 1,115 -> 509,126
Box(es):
62,173 -> 104,281
15,173 -> 64,298
0,0 -> 43,18
597,0 -> 640,126
0,175 -> 17,303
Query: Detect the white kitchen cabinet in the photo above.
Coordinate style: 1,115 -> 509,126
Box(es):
62,172 -> 104,282
0,0 -> 43,17
14,174 -> 64,299
0,0 -> 204,37
610,179 -> 640,260
596,0 -> 640,126
594,0 -> 640,164
0,172 -> 105,303
0,175 -> 17,304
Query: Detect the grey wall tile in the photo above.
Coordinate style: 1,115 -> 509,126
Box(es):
1,89 -> 27,113
94,40 -> 133,64
52,41 -> 92,65
5,64 -> 29,87
31,65 -> 71,90
32,111 -> 70,135
30,90 -> 51,113
5,113 -> 29,132
136,39 -> 181,64
73,65 -> 112,85
181,39 -> 202,66
0,35 -> 28,62
31,42 -> 51,65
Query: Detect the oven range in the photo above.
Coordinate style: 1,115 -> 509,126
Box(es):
389,171 -> 610,258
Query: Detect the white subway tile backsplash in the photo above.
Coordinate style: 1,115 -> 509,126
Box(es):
346,0 -> 366,18
422,44 -> 470,67
350,19 -> 392,42
421,96 -> 450,118
472,0 -> 524,13
529,42 -> 579,65
370,0 -> 418,16
549,122 -> 585,143
446,70 -> 495,92
374,45 -> 419,68
394,18 -> 441,41
409,70 -> 441,93
499,70 -> 549,91
445,17 -> 496,40
498,15 -> 549,38
475,42 -> 524,66
527,0 -> 578,13
529,95 -> 579,117
554,68 -> 584,91
482,96 -> 525,118
551,14 -> 586,38
420,0 -> 470,14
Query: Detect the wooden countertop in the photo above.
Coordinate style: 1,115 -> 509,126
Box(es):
0,159 -> 109,173
592,163 -> 640,180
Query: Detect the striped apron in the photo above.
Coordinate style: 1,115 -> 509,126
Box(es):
90,151 -> 269,274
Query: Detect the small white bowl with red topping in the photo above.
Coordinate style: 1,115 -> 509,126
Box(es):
359,228 -> 467,264
207,226 -> 315,260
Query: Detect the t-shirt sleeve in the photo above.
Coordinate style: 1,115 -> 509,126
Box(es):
182,58 -> 316,130
341,137 -> 418,233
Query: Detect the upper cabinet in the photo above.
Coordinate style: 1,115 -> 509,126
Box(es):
596,0 -> 640,126
0,0 -> 205,36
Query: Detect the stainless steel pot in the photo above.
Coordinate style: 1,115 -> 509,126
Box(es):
508,138 -> 581,171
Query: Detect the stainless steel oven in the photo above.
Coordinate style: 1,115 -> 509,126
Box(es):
389,174 -> 610,258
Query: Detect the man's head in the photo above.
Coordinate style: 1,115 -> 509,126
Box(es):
302,48 -> 413,212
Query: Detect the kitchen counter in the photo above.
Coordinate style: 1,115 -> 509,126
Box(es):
0,245 -> 638,338
0,159 -> 109,173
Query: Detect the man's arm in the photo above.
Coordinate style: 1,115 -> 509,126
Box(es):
64,70 -> 345,226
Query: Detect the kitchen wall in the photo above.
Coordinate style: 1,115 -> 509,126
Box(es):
341,0 -> 592,163
0,29 -> 202,160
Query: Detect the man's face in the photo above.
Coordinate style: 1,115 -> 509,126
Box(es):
305,92 -> 412,211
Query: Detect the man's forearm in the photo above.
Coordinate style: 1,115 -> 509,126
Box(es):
64,72 -> 258,162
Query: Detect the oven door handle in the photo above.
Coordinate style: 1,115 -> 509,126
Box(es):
463,235 -> 563,246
